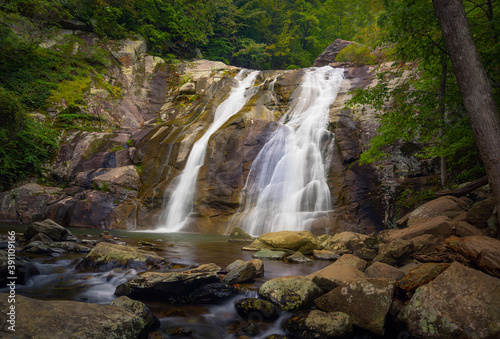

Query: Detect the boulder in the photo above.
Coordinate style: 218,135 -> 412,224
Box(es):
312,250 -> 340,261
373,238 -> 414,266
398,262 -> 500,338
285,310 -> 353,339
76,242 -> 165,272
226,259 -> 245,272
23,241 -> 91,254
306,262 -> 367,291
256,231 -> 321,253
115,263 -> 223,299
353,247 -> 378,261
24,219 -> 72,241
379,216 -> 457,243
287,251 -> 313,263
252,249 -> 287,260
446,236 -> 500,278
396,263 -> 450,294
0,293 -> 151,338
187,283 -> 237,304
110,296 -> 160,330
228,227 -> 254,242
249,259 -> 264,277
466,197 -> 496,228
364,262 -> 405,281
314,278 -> 395,336
336,254 -> 367,271
234,298 -> 280,321
259,276 -> 323,311
321,232 -> 368,253
397,196 -> 470,227
222,261 -> 257,284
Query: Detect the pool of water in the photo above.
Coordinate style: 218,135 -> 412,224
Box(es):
1,224 -> 332,338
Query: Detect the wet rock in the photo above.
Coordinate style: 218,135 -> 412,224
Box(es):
24,241 -> 91,254
187,282 -> 237,304
396,263 -> 450,295
312,250 -> 340,261
0,251 -> 39,285
115,263 -> 223,299
256,231 -> 321,253
250,259 -> 264,277
285,310 -> 353,339
364,262 -> 405,281
222,261 -> 257,284
314,278 -> 395,336
398,262 -> 500,338
228,227 -> 254,242
259,276 -> 323,311
446,236 -> 500,278
321,232 -> 368,253
234,298 -> 280,321
287,251 -> 313,263
226,259 -> 245,272
336,254 -> 367,271
252,249 -> 287,260
25,219 -> 72,241
30,232 -> 53,243
0,293 -> 150,338
110,295 -> 160,330
307,262 -> 367,291
76,242 -> 165,272
397,196 -> 470,228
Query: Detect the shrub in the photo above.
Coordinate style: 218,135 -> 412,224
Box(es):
336,44 -> 376,66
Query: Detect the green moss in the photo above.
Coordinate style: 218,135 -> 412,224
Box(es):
48,76 -> 91,107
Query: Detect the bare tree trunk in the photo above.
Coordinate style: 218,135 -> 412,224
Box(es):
433,0 -> 500,229
439,52 -> 449,189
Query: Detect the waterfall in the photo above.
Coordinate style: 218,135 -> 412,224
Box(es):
233,66 -> 344,236
157,69 -> 260,232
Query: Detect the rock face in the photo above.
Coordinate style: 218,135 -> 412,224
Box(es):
398,262 -> 500,338
0,293 -> 152,338
313,39 -> 357,67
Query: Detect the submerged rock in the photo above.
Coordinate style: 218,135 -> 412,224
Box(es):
76,242 -> 165,272
314,278 -> 395,336
0,293 -> 151,338
259,276 -> 323,312
398,262 -> 500,338
285,310 -> 353,339
252,249 -> 287,260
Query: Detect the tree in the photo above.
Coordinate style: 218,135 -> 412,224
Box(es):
432,0 -> 500,230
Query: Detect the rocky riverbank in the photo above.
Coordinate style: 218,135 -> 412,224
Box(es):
1,192 -> 500,338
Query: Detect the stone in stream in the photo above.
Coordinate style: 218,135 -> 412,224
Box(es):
258,276 -> 323,312
228,226 -> 255,242
187,282 -> 237,304
234,298 -> 280,321
115,263 -> 224,300
285,310 -> 353,339
24,219 -> 73,241
110,296 -> 160,330
312,250 -> 340,261
0,250 -> 39,285
252,249 -> 287,260
76,242 -> 165,272
398,262 -> 500,338
222,261 -> 257,284
287,251 -> 313,263
256,231 -> 321,254
0,293 -> 153,338
314,278 -> 395,336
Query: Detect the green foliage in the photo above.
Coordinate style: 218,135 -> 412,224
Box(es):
336,43 -> 376,66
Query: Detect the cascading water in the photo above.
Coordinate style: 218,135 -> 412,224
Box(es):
232,66 -> 344,236
158,69 -> 260,232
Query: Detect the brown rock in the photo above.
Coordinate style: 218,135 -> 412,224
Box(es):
307,262 -> 367,291
397,263 -> 450,293
336,254 -> 367,271
365,262 -> 405,281
446,236 -> 500,278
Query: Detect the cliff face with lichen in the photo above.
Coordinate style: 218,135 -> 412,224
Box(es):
0,36 -> 446,235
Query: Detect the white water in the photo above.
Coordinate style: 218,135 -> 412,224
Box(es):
158,70 -> 260,232
233,66 -> 344,236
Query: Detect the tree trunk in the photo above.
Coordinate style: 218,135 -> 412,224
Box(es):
432,0 -> 500,228
439,51 -> 449,189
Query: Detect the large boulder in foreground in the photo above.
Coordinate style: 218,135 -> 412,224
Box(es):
285,310 -> 353,339
314,278 -> 395,336
259,276 -> 323,312
306,262 -> 367,291
0,293 -> 152,338
398,262 -> 500,338
76,242 -> 165,272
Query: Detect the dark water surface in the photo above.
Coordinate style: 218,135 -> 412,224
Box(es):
1,224 -> 333,338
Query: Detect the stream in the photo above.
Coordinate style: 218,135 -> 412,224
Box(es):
1,225 -> 336,338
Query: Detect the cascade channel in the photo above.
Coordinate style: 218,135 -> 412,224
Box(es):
158,69 -> 260,232
232,66 -> 344,235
